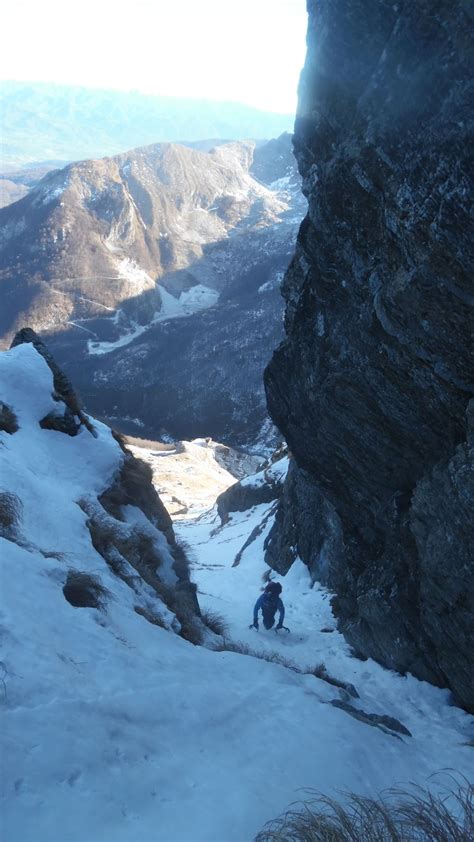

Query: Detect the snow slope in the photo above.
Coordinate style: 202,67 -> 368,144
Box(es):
87,284 -> 220,356
1,349 -> 473,841
127,437 -> 261,519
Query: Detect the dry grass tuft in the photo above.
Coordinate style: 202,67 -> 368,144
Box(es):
0,491 -> 22,536
215,639 -> 299,672
255,776 -> 474,841
0,402 -> 19,434
201,609 -> 229,637
63,571 -> 109,609
178,610 -> 204,646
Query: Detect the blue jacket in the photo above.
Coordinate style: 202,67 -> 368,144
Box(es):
253,593 -> 285,625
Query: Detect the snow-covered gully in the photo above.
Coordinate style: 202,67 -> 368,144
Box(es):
1,344 -> 472,842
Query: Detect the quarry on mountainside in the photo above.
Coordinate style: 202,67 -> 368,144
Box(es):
264,0 -> 474,712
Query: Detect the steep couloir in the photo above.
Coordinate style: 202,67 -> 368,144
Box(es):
265,0 -> 474,711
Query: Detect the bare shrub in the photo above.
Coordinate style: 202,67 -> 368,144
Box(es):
255,776 -> 474,841
0,403 -> 18,434
201,609 -> 229,637
63,571 -> 109,609
215,640 -> 299,672
0,492 -> 22,536
178,610 -> 204,645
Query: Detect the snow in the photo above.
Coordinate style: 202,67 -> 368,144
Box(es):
269,174 -> 292,191
1,347 -> 473,842
116,258 -> 154,291
127,438 -> 252,519
240,456 -> 289,489
178,283 -> 219,312
40,183 -> 67,205
87,284 -> 219,356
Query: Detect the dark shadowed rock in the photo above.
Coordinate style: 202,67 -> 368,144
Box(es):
264,1 -> 474,710
100,430 -> 175,545
0,402 -> 18,434
265,459 -> 342,582
217,473 -> 280,525
331,700 -> 412,738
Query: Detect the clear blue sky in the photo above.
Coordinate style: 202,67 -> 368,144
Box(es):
1,0 -> 307,113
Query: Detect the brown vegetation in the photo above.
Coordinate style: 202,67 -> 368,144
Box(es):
255,777 -> 474,841
0,491 -> 22,537
0,402 -> 18,434
63,571 -> 109,609
201,609 -> 229,637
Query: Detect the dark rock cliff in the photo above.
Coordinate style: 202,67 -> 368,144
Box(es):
264,1 -> 474,711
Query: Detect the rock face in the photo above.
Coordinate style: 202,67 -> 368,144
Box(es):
264,1 -> 474,711
216,456 -> 287,524
264,459 -> 342,585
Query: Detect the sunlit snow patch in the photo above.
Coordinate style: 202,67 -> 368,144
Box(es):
117,258 -> 154,291
87,283 -> 219,356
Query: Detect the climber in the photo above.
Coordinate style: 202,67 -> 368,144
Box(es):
250,581 -> 286,631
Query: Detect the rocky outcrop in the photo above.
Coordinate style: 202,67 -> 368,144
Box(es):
3,330 -> 200,638
265,1 -> 474,710
216,457 -> 288,524
264,460 -> 342,584
11,328 -> 94,435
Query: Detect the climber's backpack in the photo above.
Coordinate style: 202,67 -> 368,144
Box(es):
262,582 -> 282,627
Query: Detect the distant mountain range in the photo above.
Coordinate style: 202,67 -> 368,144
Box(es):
0,163 -> 62,208
0,81 -> 294,169
0,132 -> 306,446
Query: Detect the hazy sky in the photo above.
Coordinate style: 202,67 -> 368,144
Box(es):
1,0 -> 307,113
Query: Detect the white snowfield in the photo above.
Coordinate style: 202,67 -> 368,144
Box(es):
87,282 -> 219,356
1,344 -> 473,842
